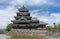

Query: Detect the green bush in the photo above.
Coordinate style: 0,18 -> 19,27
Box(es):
46,26 -> 53,30
6,23 -> 13,31
56,23 -> 60,30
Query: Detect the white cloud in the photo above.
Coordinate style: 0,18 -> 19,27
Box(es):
0,0 -> 60,7
0,6 -> 16,29
10,0 -> 51,6
31,10 -> 60,26
9,0 -> 60,7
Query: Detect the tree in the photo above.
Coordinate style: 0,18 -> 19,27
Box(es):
6,23 -> 13,31
56,23 -> 60,30
46,26 -> 53,30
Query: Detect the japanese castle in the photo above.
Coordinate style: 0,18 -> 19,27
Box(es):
11,6 -> 47,29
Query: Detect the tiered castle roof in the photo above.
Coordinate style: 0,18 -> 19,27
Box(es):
11,6 -> 47,29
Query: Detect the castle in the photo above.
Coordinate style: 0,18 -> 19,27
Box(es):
11,6 -> 47,29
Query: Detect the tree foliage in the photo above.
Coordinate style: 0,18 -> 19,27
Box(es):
46,26 -> 53,30
56,23 -> 60,30
6,23 -> 13,31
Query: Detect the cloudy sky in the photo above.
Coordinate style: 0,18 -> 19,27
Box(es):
0,0 -> 60,29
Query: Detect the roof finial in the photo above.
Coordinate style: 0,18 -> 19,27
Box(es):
18,5 -> 29,12
23,5 -> 24,7
21,5 -> 26,9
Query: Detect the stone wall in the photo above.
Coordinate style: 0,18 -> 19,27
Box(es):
46,30 -> 60,36
5,29 -> 47,36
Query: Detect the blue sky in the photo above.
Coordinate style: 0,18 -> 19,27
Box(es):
0,0 -> 60,29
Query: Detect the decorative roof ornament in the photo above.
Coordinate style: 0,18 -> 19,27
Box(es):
18,6 -> 29,12
21,6 -> 26,9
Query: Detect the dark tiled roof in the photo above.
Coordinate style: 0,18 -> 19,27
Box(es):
18,6 -> 29,12
39,21 -> 47,25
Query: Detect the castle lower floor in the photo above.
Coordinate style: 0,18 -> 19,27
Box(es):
12,26 -> 46,30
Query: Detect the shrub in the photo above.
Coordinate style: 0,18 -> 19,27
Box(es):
6,23 -> 13,31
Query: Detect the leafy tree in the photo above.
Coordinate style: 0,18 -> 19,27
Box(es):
56,23 -> 60,30
46,26 -> 53,30
6,23 -> 13,31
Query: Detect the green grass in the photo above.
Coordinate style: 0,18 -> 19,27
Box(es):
11,35 -> 46,39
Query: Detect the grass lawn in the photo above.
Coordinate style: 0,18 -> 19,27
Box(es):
11,35 -> 46,39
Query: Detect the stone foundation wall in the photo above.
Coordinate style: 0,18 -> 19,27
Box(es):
46,30 -> 60,36
5,29 -> 47,36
